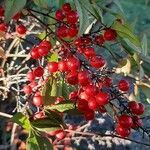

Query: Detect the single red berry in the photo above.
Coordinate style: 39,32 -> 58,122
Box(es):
95,92 -> 110,105
66,10 -> 78,24
118,79 -> 129,91
131,116 -> 143,129
103,28 -> 117,41
56,25 -> 68,38
56,130 -> 66,140
88,98 -> 98,110
68,26 -> 78,38
78,70 -> 90,86
84,85 -> 97,96
84,111 -> 95,121
55,9 -> 65,21
16,25 -> 27,34
95,35 -> 105,46
32,94 -> 43,107
0,6 -> 4,17
55,97 -> 64,104
77,99 -> 90,112
118,114 -> 133,128
0,23 -> 8,32
116,125 -> 131,137
48,62 -> 58,73
79,91 -> 90,101
73,38 -> 82,46
66,71 -> 78,85
102,77 -> 112,87
84,47 -> 96,58
38,46 -> 49,56
76,45 -> 84,53
30,46 -> 40,59
62,3 -> 71,13
136,103 -> 145,115
34,66 -> 44,77
58,60 -> 68,72
23,85 -> 32,95
90,56 -> 106,68
13,12 -> 21,20
128,101 -> 139,115
40,40 -> 52,50
27,71 -> 35,81
82,37 -> 91,45
69,91 -> 78,101
67,56 -> 80,71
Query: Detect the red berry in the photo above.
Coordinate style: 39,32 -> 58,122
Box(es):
68,26 -> 78,38
30,46 -> 40,59
56,130 -> 66,140
116,125 -> 131,137
95,92 -> 110,105
77,99 -> 90,112
131,116 -> 143,129
48,129 -> 62,136
13,12 -> 21,20
69,91 -> 78,101
29,81 -> 37,88
128,101 -> 139,115
88,98 -> 98,110
27,71 -> 35,81
48,62 -> 58,73
34,66 -> 44,77
55,9 -> 65,21
38,46 -> 49,56
67,56 -> 80,71
55,97 -> 64,104
0,23 -> 8,32
84,111 -> 95,121
118,114 -> 133,128
62,3 -> 71,13
23,85 -> 32,95
90,56 -> 106,68
136,103 -> 145,115
79,91 -> 90,101
33,94 -> 43,107
82,37 -> 91,45
66,11 -> 78,24
58,60 -> 68,72
104,28 -> 117,41
118,79 -> 129,91
16,25 -> 26,34
73,38 -> 82,46
0,6 -> 4,17
78,71 -> 90,86
95,35 -> 105,46
84,85 -> 97,96
84,47 -> 96,58
56,25 -> 68,38
66,71 -> 78,85
40,40 -> 52,50
102,77 -> 112,87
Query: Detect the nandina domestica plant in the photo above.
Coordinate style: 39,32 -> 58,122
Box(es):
0,0 -> 150,149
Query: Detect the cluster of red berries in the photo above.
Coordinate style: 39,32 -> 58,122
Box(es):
0,6 -> 26,35
55,3 -> 78,38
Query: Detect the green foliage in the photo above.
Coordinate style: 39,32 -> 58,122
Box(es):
4,0 -> 27,23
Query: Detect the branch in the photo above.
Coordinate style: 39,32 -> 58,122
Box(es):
0,112 -> 13,118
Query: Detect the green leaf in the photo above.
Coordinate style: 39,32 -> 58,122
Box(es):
26,130 -> 53,150
31,118 -> 61,132
74,0 -> 90,35
138,83 -> 150,99
33,0 -> 50,9
47,52 -> 58,62
113,0 -> 125,14
4,0 -> 26,23
112,22 -> 140,46
141,34 -> 148,56
12,112 -> 31,130
46,101 -> 75,113
42,76 -> 58,105
37,31 -> 46,40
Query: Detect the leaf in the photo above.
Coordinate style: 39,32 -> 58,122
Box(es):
47,52 -> 58,62
46,101 -> 75,113
112,21 -> 140,46
42,77 -> 58,105
138,83 -> 150,99
26,130 -> 53,150
4,0 -> 26,23
74,0 -> 90,35
31,118 -> 61,132
33,0 -> 50,8
37,31 -> 46,40
12,112 -> 31,130
141,34 -> 148,56
113,0 -> 125,14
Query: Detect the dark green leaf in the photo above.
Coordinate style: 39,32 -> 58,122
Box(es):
12,112 -> 31,130
141,34 -> 148,56
4,0 -> 26,23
